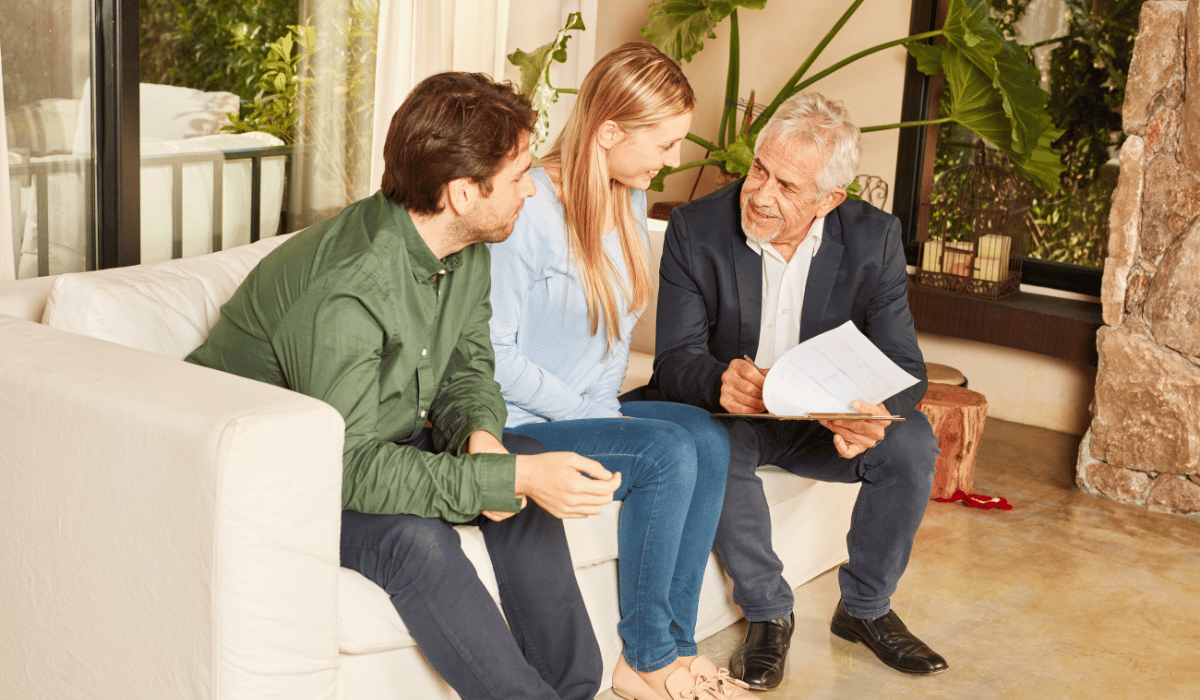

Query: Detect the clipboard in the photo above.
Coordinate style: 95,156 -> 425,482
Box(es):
710,412 -> 905,421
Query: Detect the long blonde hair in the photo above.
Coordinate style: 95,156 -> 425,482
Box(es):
538,43 -> 694,348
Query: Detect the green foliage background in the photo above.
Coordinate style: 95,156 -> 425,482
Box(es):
141,0 -> 299,100
930,0 -> 1144,269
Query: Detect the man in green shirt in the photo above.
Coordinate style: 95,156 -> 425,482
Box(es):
187,73 -> 616,700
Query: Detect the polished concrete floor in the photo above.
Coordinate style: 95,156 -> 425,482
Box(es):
601,418 -> 1200,700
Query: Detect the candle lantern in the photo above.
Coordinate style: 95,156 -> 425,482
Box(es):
917,141 -> 1030,299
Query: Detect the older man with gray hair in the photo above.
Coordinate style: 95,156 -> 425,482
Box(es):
644,91 -> 946,686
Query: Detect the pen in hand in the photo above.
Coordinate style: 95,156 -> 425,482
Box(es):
743,355 -> 766,378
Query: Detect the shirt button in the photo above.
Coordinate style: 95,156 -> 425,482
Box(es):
420,410 -> 426,418
422,349 -> 427,356
782,309 -> 789,315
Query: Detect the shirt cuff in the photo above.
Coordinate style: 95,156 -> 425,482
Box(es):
473,453 -> 521,512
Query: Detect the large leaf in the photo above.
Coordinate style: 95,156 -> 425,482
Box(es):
942,0 -> 1050,158
640,0 -> 767,63
711,132 -> 757,177
941,45 -> 1064,192
507,12 -> 585,148
941,45 -> 1013,151
507,12 -> 585,97
1010,128 -> 1066,194
906,43 -> 944,76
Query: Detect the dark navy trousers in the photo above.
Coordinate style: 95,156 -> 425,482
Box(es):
339,432 -> 601,700
714,410 -> 938,621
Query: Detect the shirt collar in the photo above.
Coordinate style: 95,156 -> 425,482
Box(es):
744,215 -> 826,261
383,192 -> 465,282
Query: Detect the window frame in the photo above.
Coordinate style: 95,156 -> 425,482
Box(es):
890,0 -> 1103,299
93,0 -> 141,269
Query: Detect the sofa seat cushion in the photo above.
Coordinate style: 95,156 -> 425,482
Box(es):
336,467 -> 827,655
41,234 -> 293,358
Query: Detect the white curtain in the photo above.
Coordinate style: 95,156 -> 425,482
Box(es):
369,0 -> 601,190
369,0 -> 514,192
0,39 -> 14,282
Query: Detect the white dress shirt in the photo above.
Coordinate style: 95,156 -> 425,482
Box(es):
745,216 -> 826,368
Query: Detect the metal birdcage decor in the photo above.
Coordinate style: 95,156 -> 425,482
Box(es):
917,141 -> 1031,299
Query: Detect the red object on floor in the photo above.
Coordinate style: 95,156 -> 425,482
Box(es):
934,489 -> 1012,510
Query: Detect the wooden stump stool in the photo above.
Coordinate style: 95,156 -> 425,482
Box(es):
916,382 -> 988,500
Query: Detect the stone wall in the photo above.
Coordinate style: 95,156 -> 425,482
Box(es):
1076,0 -> 1200,516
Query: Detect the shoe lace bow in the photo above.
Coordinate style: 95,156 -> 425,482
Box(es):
683,667 -> 750,699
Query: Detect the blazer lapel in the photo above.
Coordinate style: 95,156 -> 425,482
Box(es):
731,227 -> 763,361
801,209 -> 845,342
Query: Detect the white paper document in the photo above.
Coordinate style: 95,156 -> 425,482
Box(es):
762,321 -> 920,415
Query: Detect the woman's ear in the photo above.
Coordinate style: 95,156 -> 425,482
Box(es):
597,120 -> 623,150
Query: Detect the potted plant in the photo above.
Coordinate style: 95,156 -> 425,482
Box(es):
638,0 -> 1064,194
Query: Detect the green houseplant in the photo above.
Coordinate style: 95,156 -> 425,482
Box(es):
638,0 -> 1065,193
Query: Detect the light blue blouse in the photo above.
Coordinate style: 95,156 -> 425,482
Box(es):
488,167 -> 648,427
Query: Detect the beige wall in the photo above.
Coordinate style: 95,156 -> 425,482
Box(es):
594,0 -> 911,211
918,332 -> 1096,436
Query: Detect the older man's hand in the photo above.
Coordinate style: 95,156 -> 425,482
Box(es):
720,359 -> 769,413
819,399 -> 892,459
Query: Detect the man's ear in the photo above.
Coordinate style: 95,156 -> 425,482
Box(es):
443,176 -> 479,217
816,188 -> 847,218
596,120 -> 623,150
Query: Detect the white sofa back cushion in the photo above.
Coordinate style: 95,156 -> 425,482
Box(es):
41,234 -> 293,358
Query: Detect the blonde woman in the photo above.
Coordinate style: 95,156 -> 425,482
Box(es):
488,44 -> 751,700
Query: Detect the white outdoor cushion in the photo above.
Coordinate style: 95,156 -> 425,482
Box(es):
72,82 -> 240,153
5,97 -> 80,156
41,234 -> 293,357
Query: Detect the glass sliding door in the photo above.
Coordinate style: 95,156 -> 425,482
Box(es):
3,0 -> 382,279
2,0 -> 95,278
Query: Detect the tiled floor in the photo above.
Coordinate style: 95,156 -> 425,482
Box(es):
601,418 -> 1200,699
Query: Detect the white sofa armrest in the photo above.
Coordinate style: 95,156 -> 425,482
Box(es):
0,316 -> 345,700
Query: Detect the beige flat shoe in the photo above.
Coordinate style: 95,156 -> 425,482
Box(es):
613,654 -> 718,700
687,656 -> 756,699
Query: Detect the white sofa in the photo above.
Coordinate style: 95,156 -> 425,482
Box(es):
0,218 -> 859,700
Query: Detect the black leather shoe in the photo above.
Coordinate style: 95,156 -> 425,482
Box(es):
729,613 -> 794,690
830,600 -> 949,675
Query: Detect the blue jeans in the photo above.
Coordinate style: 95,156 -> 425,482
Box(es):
340,432 -> 601,700
508,401 -> 729,673
714,410 -> 938,621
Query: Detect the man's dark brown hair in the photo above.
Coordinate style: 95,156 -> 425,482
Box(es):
381,72 -> 537,215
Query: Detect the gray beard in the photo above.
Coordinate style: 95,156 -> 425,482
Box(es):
740,207 -> 783,243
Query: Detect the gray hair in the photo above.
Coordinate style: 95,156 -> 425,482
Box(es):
756,92 -> 861,199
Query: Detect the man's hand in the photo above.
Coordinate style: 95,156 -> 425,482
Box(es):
720,359 -> 769,413
514,452 -> 621,519
819,399 -> 891,460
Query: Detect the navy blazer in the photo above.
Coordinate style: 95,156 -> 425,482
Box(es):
649,179 -> 928,417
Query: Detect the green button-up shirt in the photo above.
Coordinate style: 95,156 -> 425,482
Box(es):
186,191 -> 519,521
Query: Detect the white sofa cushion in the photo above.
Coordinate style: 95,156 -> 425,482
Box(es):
41,234 -> 293,357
